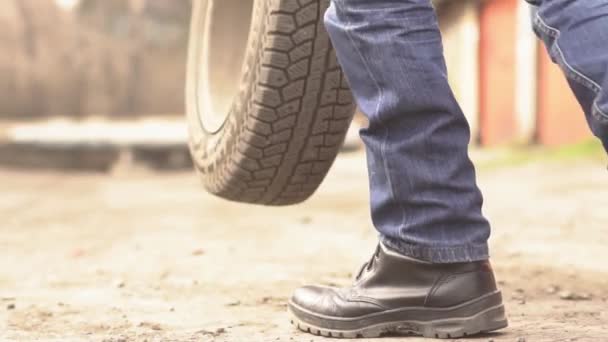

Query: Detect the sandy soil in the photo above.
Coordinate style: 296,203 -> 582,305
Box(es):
0,151 -> 607,342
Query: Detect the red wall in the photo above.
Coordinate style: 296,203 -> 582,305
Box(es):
536,43 -> 591,146
479,0 -> 518,146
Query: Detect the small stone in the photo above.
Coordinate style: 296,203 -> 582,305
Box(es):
517,337 -> 526,342
300,216 -> 312,224
7,304 -> 15,310
197,328 -> 227,337
138,321 -> 162,331
114,280 -> 126,288
546,285 -> 560,294
559,291 -> 592,301
192,248 -> 205,256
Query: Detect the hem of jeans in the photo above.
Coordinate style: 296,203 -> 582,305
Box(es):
380,236 -> 489,264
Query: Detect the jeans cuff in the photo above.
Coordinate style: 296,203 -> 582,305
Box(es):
380,236 -> 489,263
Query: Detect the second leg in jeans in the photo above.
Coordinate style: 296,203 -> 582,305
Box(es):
532,0 -> 608,151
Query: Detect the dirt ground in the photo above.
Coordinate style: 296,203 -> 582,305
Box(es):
1,150 -> 607,342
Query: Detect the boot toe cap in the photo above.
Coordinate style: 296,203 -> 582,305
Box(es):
291,285 -> 333,311
290,285 -> 382,318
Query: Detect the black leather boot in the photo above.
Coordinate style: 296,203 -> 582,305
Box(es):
289,243 -> 507,339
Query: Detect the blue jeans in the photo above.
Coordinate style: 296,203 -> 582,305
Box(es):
324,0 -> 608,263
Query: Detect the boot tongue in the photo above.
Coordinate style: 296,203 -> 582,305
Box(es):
355,245 -> 382,281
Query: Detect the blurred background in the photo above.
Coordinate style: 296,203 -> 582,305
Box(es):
1,1 -> 606,341
0,0 -> 596,165
1,0 -> 190,119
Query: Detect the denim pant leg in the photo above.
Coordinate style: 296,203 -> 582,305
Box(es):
532,1 -> 608,151
324,0 -> 491,263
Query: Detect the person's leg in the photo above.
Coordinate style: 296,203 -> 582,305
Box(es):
289,0 -> 507,338
324,0 -> 490,263
531,0 -> 608,151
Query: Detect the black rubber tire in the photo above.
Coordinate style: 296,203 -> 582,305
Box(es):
186,0 -> 355,205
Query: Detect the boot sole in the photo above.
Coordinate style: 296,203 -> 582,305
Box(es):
288,291 -> 508,339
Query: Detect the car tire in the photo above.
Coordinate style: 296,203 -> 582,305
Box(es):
186,0 -> 355,205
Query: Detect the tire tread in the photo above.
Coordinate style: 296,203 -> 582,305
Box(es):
188,0 -> 355,205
